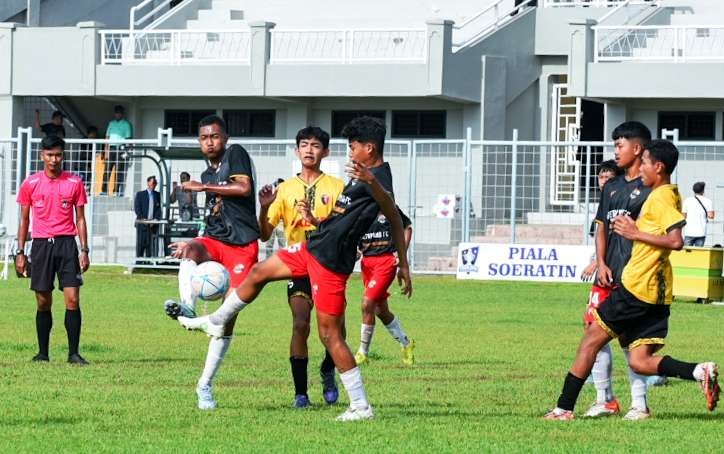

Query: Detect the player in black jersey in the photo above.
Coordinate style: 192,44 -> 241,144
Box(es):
178,116 -> 413,421
163,115 -> 260,410
354,206 -> 415,366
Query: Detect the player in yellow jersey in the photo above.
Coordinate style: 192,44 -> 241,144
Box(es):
258,126 -> 345,408
546,139 -> 719,420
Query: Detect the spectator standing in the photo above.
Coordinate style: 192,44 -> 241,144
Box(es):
682,181 -> 715,247
171,171 -> 198,221
134,176 -> 162,258
103,105 -> 133,196
34,109 -> 66,138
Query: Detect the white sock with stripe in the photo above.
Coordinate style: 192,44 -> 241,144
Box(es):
592,342 -> 614,403
358,324 -> 375,355
623,348 -> 649,410
339,367 -> 369,410
178,259 -> 198,311
384,316 -> 410,347
198,336 -> 232,388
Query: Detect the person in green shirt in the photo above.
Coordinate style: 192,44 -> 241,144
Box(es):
103,105 -> 133,196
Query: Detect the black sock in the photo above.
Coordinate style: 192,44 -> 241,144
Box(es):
658,355 -> 697,381
36,310 -> 52,356
290,356 -> 308,397
65,309 -> 82,356
556,372 -> 586,411
320,350 -> 335,374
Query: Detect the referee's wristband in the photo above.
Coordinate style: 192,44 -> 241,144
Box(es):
80,247 -> 90,253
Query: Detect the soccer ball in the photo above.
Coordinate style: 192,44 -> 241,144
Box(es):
190,261 -> 230,301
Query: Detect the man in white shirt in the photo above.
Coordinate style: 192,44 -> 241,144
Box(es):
682,181 -> 715,247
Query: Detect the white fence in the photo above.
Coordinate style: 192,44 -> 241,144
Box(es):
595,25 -> 724,62
542,0 -> 629,6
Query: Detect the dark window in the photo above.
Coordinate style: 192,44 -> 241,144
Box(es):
331,111 -> 386,137
391,110 -> 446,138
658,111 -> 715,140
164,110 -> 216,136
223,110 -> 275,137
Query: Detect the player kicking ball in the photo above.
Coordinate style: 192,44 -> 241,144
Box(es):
354,206 -> 415,366
546,140 -> 719,420
178,116 -> 413,421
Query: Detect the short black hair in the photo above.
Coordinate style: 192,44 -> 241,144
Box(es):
645,139 -> 679,175
341,116 -> 386,155
198,115 -> 227,135
41,135 -> 65,151
693,181 -> 706,194
612,121 -> 651,144
180,171 -> 191,179
114,105 -> 125,114
296,126 -> 330,149
598,159 -> 622,176
86,126 -> 98,136
51,110 -> 64,119
147,175 -> 157,183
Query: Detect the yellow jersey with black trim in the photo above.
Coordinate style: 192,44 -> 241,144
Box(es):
622,184 -> 686,305
267,173 -> 345,245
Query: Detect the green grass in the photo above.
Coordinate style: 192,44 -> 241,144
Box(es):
1,268 -> 723,453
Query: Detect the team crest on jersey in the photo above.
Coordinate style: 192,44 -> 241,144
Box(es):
233,263 -> 245,274
377,214 -> 387,224
61,199 -> 70,209
321,194 -> 330,205
630,188 -> 641,200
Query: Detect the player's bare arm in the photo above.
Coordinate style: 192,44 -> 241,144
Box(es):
14,204 -> 31,276
257,183 -> 278,241
76,204 -> 90,272
595,221 -> 613,287
182,174 -> 252,197
612,215 -> 684,250
295,200 -> 319,227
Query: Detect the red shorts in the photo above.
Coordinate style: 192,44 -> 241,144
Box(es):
361,253 -> 398,303
276,242 -> 349,316
584,284 -> 612,325
194,236 -> 259,287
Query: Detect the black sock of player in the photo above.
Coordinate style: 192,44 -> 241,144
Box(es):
556,372 -> 586,411
65,309 -> 82,356
658,355 -> 697,381
36,310 -> 52,356
290,357 -> 308,397
320,350 -> 335,374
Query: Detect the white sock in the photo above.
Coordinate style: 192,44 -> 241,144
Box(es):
592,343 -> 613,403
198,336 -> 232,388
384,316 -> 410,347
623,348 -> 648,410
210,291 -> 247,325
359,324 -> 375,355
178,259 -> 198,310
693,363 -> 708,381
339,367 -> 369,410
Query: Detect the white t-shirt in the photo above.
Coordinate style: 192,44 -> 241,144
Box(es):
682,195 -> 713,237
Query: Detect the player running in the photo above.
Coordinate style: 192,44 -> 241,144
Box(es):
177,116 -> 413,421
163,115 -> 260,410
354,206 -> 415,366
258,126 -> 344,408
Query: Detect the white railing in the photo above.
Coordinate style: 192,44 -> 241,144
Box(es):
543,0 -> 630,6
596,0 -> 659,25
130,0 -> 173,31
100,29 -> 252,65
595,25 -> 724,62
452,0 -> 535,50
269,29 -> 427,64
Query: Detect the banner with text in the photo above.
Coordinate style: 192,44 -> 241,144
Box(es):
456,243 -> 595,283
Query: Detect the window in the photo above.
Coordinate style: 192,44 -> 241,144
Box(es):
164,110 -> 216,136
223,110 -> 275,137
331,111 -> 386,137
658,112 -> 715,140
391,110 -> 446,138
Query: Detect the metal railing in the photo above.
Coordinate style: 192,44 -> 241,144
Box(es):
130,0 -> 173,31
452,0 -> 535,50
542,0 -> 629,6
269,29 -> 427,64
100,29 -> 252,65
594,25 -> 724,62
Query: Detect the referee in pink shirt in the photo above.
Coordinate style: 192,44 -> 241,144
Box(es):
15,136 -> 91,365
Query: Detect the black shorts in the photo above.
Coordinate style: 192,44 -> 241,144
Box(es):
287,277 -> 312,303
594,285 -> 670,350
30,237 -> 83,292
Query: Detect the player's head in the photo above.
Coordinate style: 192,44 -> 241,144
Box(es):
146,175 -> 158,190
597,159 -> 622,190
40,135 -> 65,171
180,171 -> 191,183
612,121 -> 650,169
113,105 -> 125,120
693,181 -> 705,195
640,139 -> 678,187
341,116 -> 386,165
295,126 -> 330,170
51,110 -> 64,125
198,115 -> 228,159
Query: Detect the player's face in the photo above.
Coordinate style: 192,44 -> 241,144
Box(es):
597,170 -> 615,190
348,140 -> 372,165
41,147 -> 63,173
198,124 -> 228,160
613,138 -> 640,169
639,150 -> 658,187
296,137 -> 328,168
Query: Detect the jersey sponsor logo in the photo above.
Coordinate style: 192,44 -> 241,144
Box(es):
606,209 -> 631,221
233,263 -> 245,274
630,188 -> 641,200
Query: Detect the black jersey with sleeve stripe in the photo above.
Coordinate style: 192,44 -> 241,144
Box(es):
307,162 -> 394,274
594,175 -> 651,284
360,206 -> 411,257
200,144 -> 260,245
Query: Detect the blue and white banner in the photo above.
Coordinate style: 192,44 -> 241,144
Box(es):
456,243 -> 595,283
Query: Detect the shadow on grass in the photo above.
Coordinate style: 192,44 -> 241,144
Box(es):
3,415 -> 85,426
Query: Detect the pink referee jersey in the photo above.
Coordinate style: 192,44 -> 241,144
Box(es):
17,171 -> 87,238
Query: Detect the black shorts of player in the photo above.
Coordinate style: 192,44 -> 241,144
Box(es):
30,236 -> 83,292
287,277 -> 312,304
594,285 -> 670,350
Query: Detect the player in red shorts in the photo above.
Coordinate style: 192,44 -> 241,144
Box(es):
354,207 -> 415,366
163,115 -> 260,410
178,116 -> 413,421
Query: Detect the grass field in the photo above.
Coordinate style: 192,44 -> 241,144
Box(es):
1,268 -> 723,453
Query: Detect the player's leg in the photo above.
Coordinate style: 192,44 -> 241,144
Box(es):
583,342 -> 620,417
355,297 -> 376,364
165,239 -> 213,320
620,345 -> 650,420
377,299 -> 415,365
289,290 -> 313,408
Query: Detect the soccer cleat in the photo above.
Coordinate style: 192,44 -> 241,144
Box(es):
402,339 -> 416,366
544,408 -> 574,420
178,315 -> 225,338
354,351 -> 369,366
67,354 -> 89,366
293,394 -> 311,409
583,398 -> 621,417
622,407 -> 651,421
164,299 -> 196,320
320,369 -> 339,405
197,385 -> 217,410
699,362 -> 720,411
336,405 -> 374,422
32,353 -> 49,362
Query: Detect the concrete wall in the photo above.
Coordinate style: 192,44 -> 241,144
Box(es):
534,5 -> 610,56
